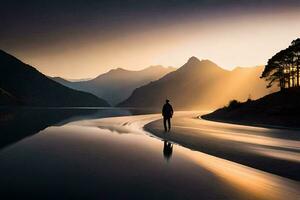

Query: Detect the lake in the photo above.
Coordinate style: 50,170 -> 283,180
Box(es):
0,108 -> 298,200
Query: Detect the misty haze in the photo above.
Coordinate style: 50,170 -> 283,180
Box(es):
0,1 -> 299,200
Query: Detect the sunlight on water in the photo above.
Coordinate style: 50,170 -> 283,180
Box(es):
73,114 -> 162,135
180,149 -> 300,200
82,114 -> 300,200
1,112 -> 299,199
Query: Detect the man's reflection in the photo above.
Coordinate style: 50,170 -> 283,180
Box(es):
163,140 -> 173,161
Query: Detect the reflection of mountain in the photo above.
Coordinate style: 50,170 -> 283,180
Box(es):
0,88 -> 19,105
0,108 -> 155,150
0,50 -> 109,107
0,108 -> 99,150
52,66 -> 175,105
119,57 -> 275,109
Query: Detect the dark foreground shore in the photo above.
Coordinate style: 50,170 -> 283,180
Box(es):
202,89 -> 300,129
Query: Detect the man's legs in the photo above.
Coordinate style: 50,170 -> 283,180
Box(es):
167,118 -> 171,131
163,117 -> 167,132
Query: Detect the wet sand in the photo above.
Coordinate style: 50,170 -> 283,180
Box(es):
145,112 -> 300,181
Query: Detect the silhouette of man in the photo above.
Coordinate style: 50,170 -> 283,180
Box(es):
163,140 -> 173,161
162,99 -> 173,132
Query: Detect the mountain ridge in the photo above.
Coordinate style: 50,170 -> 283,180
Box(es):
52,65 -> 175,105
0,50 -> 110,107
118,57 -> 274,109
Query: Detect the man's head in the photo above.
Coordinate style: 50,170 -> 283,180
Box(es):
166,99 -> 170,103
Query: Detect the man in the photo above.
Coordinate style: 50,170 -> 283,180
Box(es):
162,99 -> 174,132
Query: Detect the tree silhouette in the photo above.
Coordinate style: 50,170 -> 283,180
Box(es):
261,38 -> 300,90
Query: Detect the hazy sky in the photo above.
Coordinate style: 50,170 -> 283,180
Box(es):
1,0 -> 300,78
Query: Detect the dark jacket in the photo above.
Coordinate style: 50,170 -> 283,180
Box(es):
162,103 -> 173,118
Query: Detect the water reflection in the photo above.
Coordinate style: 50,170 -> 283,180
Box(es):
163,140 -> 173,161
181,149 -> 300,200
0,113 -> 299,200
0,108 -> 133,150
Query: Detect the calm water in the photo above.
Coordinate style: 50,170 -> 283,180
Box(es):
0,109 -> 299,199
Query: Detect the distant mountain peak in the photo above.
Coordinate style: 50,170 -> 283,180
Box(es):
106,65 -> 171,74
53,64 -> 175,105
187,56 -> 201,64
180,57 -> 221,73
105,68 -> 128,75
118,59 -> 271,109
185,57 -> 218,67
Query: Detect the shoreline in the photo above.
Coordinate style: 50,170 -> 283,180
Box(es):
201,115 -> 300,131
144,113 -> 300,181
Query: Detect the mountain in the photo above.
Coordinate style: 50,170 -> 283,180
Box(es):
0,50 -> 109,107
52,65 -> 175,105
202,88 -> 300,128
118,57 -> 275,109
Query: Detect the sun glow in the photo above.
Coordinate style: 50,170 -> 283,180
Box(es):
5,7 -> 300,79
